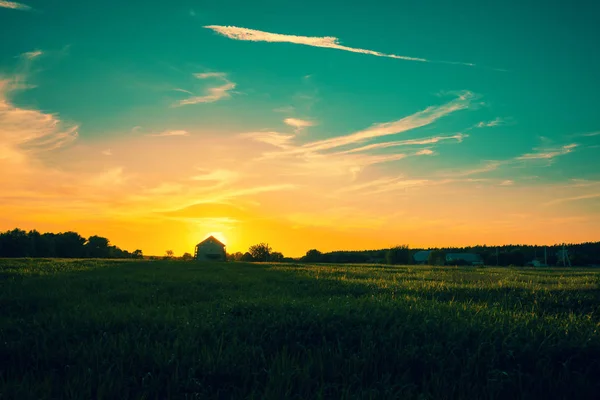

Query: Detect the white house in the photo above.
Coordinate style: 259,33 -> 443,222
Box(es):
194,236 -> 226,261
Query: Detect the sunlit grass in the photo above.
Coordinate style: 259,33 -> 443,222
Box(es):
1,259 -> 599,399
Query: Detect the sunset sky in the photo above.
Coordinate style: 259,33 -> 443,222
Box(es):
1,0 -> 599,257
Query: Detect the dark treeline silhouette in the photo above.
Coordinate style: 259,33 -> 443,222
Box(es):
228,243 -> 291,263
297,242 -> 600,266
3,227 -> 599,266
0,228 -> 143,259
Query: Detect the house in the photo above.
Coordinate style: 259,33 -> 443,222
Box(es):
445,253 -> 484,266
194,236 -> 226,261
413,250 -> 431,264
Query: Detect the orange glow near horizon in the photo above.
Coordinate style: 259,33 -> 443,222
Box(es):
1,75 -> 599,258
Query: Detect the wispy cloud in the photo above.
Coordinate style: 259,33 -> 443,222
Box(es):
415,148 -> 434,156
0,79 -> 78,164
442,161 -> 503,177
570,131 -> 600,138
22,50 -> 43,59
174,72 -> 235,106
205,25 -> 475,66
0,0 -> 31,11
239,131 -> 295,148
240,92 -> 474,180
334,133 -> 467,155
149,130 -> 189,137
543,193 -> 600,206
442,141 -> 580,179
295,91 -> 474,153
101,149 -> 112,156
499,180 -> 514,186
476,117 -> 507,128
516,143 -> 577,160
284,117 -> 315,132
190,169 -> 239,183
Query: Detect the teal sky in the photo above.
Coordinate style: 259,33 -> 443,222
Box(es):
1,0 -> 599,255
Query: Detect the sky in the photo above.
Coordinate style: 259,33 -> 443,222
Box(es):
1,0 -> 599,257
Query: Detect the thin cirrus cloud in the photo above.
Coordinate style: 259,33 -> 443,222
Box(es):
443,143 -> 579,178
204,25 -> 475,67
239,131 -> 295,148
174,72 -> 236,106
243,91 -> 474,176
516,144 -> 577,160
476,117 -> 507,128
335,133 -> 467,155
0,79 -> 78,164
298,91 -> 474,153
543,193 -> 600,206
149,130 -> 190,137
0,0 -> 31,10
22,50 -> 43,59
284,118 -> 316,131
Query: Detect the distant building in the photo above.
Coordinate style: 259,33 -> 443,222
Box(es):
413,250 -> 432,264
445,253 -> 484,266
194,236 -> 226,261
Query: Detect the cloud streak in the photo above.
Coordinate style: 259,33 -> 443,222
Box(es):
298,91 -> 474,153
335,133 -> 467,155
543,193 -> 600,206
0,79 -> 78,164
284,118 -> 315,132
149,130 -> 190,137
205,25 -> 475,66
175,72 -> 235,106
0,0 -> 31,10
516,144 -> 577,160
476,117 -> 507,128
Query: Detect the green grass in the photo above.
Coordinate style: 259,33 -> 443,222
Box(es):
1,259 -> 599,399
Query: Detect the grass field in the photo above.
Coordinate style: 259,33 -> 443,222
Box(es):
1,259 -> 599,399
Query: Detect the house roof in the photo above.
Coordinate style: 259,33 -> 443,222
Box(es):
196,235 -> 225,247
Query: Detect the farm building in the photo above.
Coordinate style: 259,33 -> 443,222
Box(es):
194,236 -> 226,261
413,250 -> 432,264
445,253 -> 484,266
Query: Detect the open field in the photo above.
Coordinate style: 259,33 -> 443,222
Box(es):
1,259 -> 599,399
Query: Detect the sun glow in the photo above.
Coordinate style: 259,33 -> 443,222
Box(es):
203,231 -> 227,246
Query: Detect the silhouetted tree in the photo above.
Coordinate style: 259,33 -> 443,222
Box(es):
428,250 -> 446,266
55,232 -> 86,258
181,252 -> 193,261
248,243 -> 271,261
132,249 -> 143,259
301,249 -> 323,263
86,235 -> 110,258
269,252 -> 284,262
240,252 -> 254,262
165,250 -> 174,259
386,245 -> 411,265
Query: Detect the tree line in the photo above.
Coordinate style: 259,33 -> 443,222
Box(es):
2,227 -> 599,266
294,243 -> 600,267
0,229 -> 143,259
